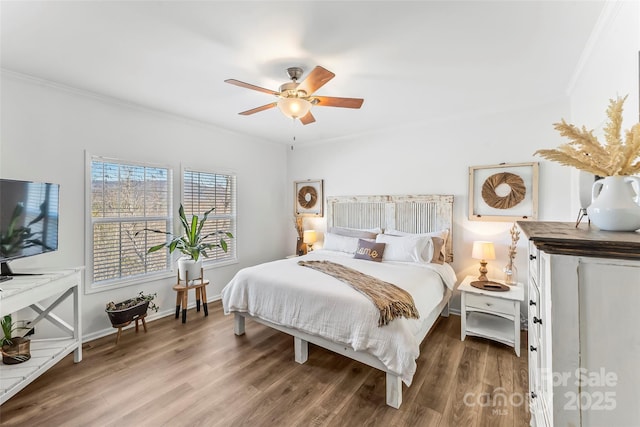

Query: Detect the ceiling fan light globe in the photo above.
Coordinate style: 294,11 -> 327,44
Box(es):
278,97 -> 312,119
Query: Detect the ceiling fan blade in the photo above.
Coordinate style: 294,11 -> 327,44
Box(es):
238,103 -> 277,115
296,66 -> 335,96
299,111 -> 316,125
225,79 -> 279,96
313,96 -> 364,109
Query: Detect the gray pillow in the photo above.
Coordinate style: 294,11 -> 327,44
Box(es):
353,239 -> 386,262
329,226 -> 380,239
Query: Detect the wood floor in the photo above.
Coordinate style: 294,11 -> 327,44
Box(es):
0,301 -> 529,426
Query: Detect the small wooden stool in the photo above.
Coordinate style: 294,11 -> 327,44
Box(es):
172,268 -> 210,323
112,314 -> 147,344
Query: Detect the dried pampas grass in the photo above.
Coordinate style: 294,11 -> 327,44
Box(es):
535,95 -> 640,176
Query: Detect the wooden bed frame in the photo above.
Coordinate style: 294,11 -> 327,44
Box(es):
233,194 -> 454,408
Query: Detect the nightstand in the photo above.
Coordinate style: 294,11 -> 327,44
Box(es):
459,275 -> 524,356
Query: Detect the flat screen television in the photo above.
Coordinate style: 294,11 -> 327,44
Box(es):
0,179 -> 59,282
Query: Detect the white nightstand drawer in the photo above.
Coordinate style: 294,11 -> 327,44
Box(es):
465,293 -> 515,317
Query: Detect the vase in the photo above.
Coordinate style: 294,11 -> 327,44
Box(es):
587,176 -> 640,231
177,256 -> 203,282
503,261 -> 517,285
296,238 -> 307,256
1,337 -> 31,365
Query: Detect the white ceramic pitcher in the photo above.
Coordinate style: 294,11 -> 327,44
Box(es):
587,176 -> 640,231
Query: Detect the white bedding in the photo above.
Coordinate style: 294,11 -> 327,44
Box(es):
221,249 -> 456,386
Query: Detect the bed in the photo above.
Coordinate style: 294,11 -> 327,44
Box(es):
221,194 -> 455,408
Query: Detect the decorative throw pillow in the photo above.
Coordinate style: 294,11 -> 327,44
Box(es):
429,236 -> 446,264
353,239 -> 386,262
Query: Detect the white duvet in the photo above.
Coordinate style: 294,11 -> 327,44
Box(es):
221,249 -> 456,385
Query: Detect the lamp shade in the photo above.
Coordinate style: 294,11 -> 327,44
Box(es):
278,97 -> 312,119
471,241 -> 495,260
303,230 -> 317,245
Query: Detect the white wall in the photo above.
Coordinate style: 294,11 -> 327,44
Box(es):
0,72 -> 289,339
570,1 -> 639,127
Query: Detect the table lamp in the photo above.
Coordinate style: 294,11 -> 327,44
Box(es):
472,241 -> 495,281
303,230 -> 317,251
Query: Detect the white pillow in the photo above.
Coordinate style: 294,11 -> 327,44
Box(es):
322,233 -> 360,254
384,228 -> 449,262
375,234 -> 430,263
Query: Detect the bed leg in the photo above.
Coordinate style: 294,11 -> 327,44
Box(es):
441,301 -> 450,317
386,372 -> 402,409
234,313 -> 245,336
294,336 -> 308,364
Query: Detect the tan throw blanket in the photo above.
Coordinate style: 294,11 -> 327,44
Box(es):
298,260 -> 420,326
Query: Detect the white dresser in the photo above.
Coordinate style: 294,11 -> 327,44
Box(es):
518,222 -> 640,427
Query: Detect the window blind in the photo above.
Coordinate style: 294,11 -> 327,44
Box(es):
183,169 -> 237,263
90,158 -> 172,284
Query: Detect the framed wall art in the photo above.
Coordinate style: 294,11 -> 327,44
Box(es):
469,162 -> 538,221
294,179 -> 324,216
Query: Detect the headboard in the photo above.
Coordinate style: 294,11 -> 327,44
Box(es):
326,194 -> 454,262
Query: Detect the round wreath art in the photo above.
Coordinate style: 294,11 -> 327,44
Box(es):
481,172 -> 526,210
297,185 -> 318,209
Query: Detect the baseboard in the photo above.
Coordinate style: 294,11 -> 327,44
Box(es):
83,294 -> 223,343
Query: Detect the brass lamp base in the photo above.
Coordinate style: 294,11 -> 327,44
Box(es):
477,260 -> 488,281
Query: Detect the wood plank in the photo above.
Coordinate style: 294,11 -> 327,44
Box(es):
513,331 -> 531,427
0,302 -> 529,426
438,345 -> 487,426
517,221 -> 640,260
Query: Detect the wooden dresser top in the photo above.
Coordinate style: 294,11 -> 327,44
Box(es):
516,221 -> 640,261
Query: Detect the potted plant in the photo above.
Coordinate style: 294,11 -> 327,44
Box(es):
1,315 -> 31,365
535,95 -> 640,231
137,204 -> 233,281
105,291 -> 159,327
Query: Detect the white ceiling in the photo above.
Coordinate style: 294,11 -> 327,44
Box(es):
1,1 -> 605,145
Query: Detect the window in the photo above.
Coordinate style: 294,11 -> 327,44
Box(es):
89,157 -> 172,288
183,169 -> 237,263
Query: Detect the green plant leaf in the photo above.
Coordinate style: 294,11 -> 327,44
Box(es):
147,243 -> 167,253
190,216 -> 198,244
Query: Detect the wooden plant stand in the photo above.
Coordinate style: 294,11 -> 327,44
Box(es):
172,268 -> 210,323
112,313 -> 147,345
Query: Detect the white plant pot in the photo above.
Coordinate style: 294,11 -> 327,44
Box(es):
587,176 -> 640,231
177,256 -> 203,282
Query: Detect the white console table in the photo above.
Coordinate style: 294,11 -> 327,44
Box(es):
0,268 -> 82,405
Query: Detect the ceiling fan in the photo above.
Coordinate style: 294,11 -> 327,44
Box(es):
224,66 -> 364,125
